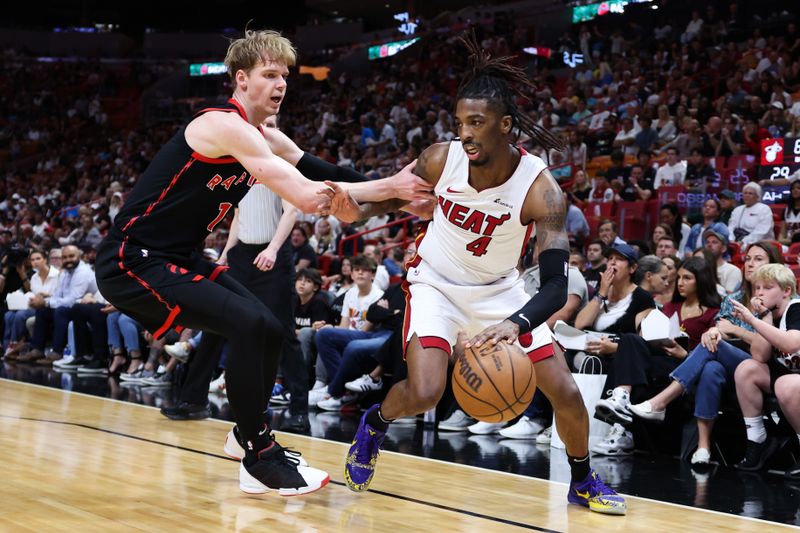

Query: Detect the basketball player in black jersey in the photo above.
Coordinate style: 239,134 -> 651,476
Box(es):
96,29 -> 431,496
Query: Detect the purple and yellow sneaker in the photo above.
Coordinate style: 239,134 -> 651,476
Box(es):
344,404 -> 386,492
568,469 -> 627,515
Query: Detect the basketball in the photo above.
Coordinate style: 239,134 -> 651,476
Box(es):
451,342 -> 536,423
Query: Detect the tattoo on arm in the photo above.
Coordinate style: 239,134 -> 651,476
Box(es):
415,149 -> 430,180
536,187 -> 570,252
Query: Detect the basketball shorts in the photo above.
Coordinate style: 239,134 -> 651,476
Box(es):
95,235 -> 228,340
403,259 -> 556,363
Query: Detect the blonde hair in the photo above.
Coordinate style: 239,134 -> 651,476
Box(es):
224,29 -> 297,84
752,264 -> 797,296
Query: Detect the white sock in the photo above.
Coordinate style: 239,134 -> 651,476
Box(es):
744,416 -> 766,444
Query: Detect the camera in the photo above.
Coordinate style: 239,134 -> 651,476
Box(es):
4,245 -> 30,267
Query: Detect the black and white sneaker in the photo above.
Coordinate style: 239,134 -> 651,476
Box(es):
76,359 -> 109,375
224,426 -> 307,465
239,435 -> 328,496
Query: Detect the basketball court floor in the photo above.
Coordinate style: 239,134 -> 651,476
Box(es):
2,364 -> 799,531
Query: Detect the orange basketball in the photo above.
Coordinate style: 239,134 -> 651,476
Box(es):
451,342 -> 536,423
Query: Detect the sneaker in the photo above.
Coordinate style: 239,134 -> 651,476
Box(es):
224,426 -> 307,465
345,374 -> 383,393
317,392 -> 359,412
159,401 -> 211,420
629,401 -> 665,422
140,372 -> 173,387
52,355 -> 75,368
308,388 -> 329,408
498,416 -> 546,439
58,355 -> 92,370
735,437 -> 780,471
591,424 -> 634,456
568,469 -> 627,515
239,436 -> 329,496
467,421 -> 505,435
270,387 -> 291,405
691,448 -> 711,465
209,372 -> 226,394
164,341 -> 192,363
438,409 -> 474,432
76,359 -> 109,375
344,404 -> 386,492
536,426 -> 553,445
595,388 -> 633,426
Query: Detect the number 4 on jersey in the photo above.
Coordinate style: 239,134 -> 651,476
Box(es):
466,236 -> 492,256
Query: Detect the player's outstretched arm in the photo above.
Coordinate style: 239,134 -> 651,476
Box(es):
186,112 -> 343,215
466,170 -> 569,348
266,127 -> 433,203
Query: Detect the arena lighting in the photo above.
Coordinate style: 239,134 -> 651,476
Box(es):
189,62 -> 228,76
367,37 -> 421,60
522,46 -> 553,59
571,0 -> 654,23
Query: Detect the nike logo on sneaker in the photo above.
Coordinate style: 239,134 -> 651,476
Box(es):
368,429 -> 376,436
576,490 -> 590,499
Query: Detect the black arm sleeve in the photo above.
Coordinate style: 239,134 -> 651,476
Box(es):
507,248 -> 569,334
295,152 -> 368,184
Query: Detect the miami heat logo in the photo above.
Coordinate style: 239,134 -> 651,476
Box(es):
761,139 -> 784,165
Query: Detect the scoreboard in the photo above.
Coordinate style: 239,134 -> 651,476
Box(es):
760,137 -> 800,180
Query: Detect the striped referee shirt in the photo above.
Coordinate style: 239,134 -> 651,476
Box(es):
237,184 -> 283,245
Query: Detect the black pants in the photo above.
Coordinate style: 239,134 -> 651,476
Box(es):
71,303 -> 110,360
97,236 -> 285,443
611,333 -> 681,399
179,240 -> 308,415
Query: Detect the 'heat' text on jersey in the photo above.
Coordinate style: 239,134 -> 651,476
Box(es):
438,196 -> 511,236
206,172 -> 258,191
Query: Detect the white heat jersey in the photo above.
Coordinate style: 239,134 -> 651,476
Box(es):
416,141 -> 547,286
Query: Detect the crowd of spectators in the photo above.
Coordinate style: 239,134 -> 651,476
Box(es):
1,1 -> 799,480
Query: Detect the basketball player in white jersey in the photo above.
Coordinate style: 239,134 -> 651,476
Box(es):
344,33 -> 626,515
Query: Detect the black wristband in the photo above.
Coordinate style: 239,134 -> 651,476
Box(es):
507,248 -> 569,334
296,152 -> 368,184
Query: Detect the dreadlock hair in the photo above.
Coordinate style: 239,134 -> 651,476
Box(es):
456,31 -> 564,152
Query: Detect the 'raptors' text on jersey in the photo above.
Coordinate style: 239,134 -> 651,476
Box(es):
415,141 -> 547,286
112,99 -> 259,258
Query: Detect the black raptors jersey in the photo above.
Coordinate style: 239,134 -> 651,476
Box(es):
112,99 -> 258,258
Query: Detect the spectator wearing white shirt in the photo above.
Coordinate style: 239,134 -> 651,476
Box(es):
17,245 -> 97,365
654,147 -> 687,189
728,182 -> 775,247
681,10 -> 704,44
613,116 -> 640,156
3,250 -> 59,358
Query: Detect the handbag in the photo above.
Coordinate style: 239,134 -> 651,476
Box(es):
551,355 -> 612,449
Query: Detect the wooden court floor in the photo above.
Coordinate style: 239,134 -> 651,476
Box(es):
0,378 -> 795,533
